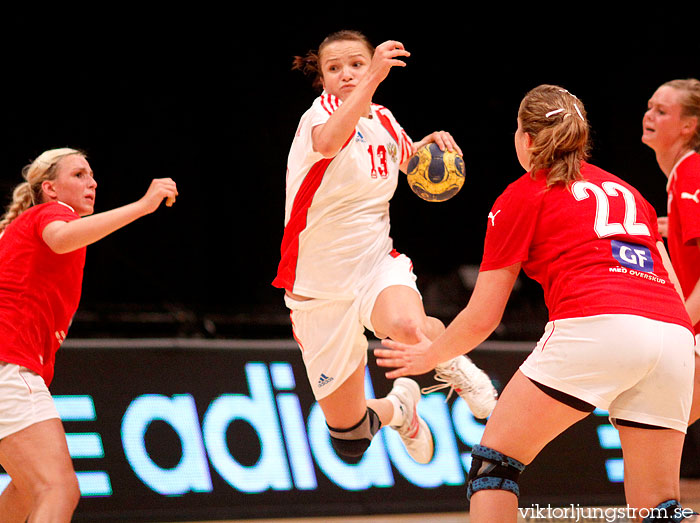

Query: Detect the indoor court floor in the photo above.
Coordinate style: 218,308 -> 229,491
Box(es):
177,479 -> 700,522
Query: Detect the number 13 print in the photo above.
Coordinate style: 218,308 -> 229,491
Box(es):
368,145 -> 388,179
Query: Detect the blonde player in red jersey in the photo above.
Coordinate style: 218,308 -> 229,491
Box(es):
376,85 -> 698,522
642,78 -> 700,425
0,148 -> 177,522
273,30 -> 497,466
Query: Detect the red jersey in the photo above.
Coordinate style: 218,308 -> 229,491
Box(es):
0,202 -> 86,385
481,162 -> 691,330
666,151 -> 700,333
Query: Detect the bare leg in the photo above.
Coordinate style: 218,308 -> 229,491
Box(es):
469,371 -> 590,523
370,285 -> 444,343
314,286 -> 442,458
618,425 -> 689,521
0,480 -> 32,523
318,360 -> 395,428
0,418 -> 80,523
688,354 -> 700,425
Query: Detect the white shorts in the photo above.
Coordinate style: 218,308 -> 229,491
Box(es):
285,252 -> 419,400
520,314 -> 695,433
0,361 -> 60,440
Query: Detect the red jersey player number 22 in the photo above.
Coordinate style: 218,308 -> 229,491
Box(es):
482,163 -> 688,329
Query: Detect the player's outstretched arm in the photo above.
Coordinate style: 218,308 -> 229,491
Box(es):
375,263 -> 520,379
42,178 -> 178,254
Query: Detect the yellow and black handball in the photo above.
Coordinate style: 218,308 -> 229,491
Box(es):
406,143 -> 465,202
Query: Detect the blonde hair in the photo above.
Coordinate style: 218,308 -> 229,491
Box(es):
662,78 -> 700,151
0,148 -> 84,233
519,84 -> 591,187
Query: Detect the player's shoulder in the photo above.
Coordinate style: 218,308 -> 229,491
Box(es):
371,102 -> 392,116
578,162 -> 642,193
487,173 -> 547,219
293,93 -> 340,139
677,151 -> 700,177
579,161 -> 620,182
18,202 -> 62,220
310,91 -> 342,116
33,201 -> 79,222
500,171 -> 546,198
42,201 -> 77,214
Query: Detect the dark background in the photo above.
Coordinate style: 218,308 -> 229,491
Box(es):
0,10 -> 697,340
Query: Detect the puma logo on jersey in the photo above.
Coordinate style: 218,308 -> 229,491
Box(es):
681,189 -> 700,203
488,210 -> 501,226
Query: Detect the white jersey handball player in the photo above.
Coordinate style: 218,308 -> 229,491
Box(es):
273,30 -> 497,467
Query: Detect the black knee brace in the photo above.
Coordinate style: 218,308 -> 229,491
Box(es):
327,407 -> 381,464
467,444 -> 525,500
641,499 -> 698,522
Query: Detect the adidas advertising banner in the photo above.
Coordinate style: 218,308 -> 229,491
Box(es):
2,339 -> 627,521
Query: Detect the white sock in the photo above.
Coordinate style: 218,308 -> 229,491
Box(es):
387,394 -> 404,426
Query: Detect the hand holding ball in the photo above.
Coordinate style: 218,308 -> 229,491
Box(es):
406,143 -> 465,202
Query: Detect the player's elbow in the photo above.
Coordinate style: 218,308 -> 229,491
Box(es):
472,317 -> 502,341
311,127 -> 345,158
461,306 -> 503,342
44,238 -> 77,255
312,138 -> 341,158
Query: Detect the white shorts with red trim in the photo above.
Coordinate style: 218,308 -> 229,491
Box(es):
285,252 -> 419,400
520,314 -> 694,433
0,361 -> 60,440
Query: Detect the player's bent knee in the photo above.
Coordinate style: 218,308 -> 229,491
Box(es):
641,499 -> 698,522
33,472 -> 80,503
67,474 -> 81,506
467,444 -> 525,500
327,407 -> 381,463
385,317 -> 423,343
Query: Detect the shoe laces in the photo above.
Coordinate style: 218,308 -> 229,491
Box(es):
421,367 -> 474,402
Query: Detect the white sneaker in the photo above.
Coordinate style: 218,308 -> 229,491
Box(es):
388,377 -> 434,464
422,356 -> 498,419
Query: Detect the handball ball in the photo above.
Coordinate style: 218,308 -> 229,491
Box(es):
406,143 -> 465,202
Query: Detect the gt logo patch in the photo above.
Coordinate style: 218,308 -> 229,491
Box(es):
611,240 -> 653,272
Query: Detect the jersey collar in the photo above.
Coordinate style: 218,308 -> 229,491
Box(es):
666,150 -> 696,192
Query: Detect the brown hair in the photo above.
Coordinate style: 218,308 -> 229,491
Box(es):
291,30 -> 375,91
0,148 -> 85,233
519,84 -> 591,187
662,78 -> 700,151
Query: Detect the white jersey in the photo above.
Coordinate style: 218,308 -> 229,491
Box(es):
273,92 -> 413,299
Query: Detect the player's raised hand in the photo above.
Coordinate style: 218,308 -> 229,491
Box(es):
138,178 -> 178,215
367,40 -> 410,85
374,327 -> 438,379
